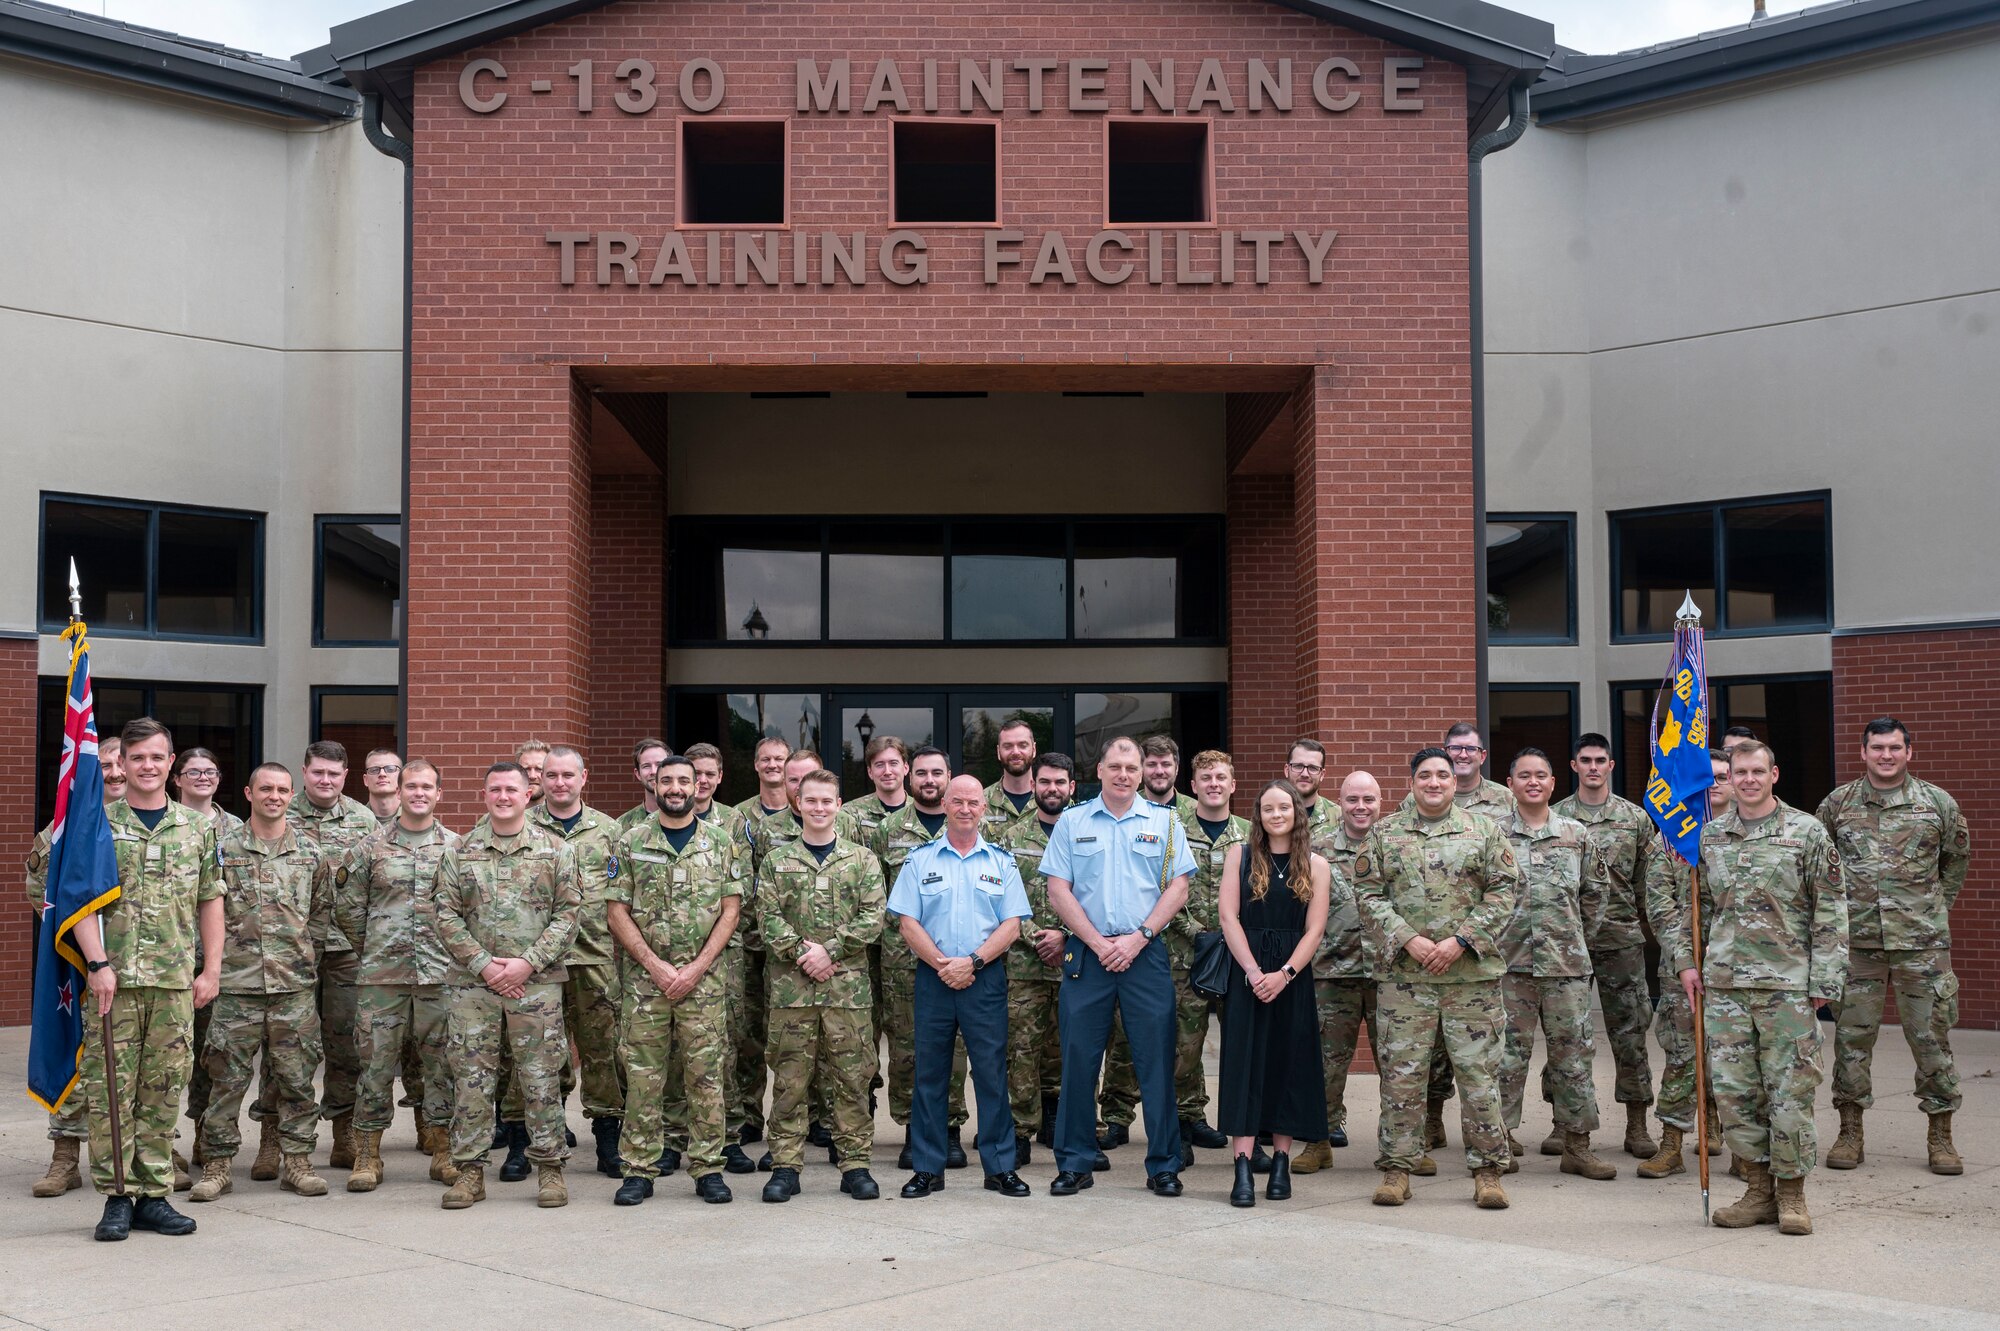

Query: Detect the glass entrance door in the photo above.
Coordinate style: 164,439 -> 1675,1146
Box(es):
831,694 -> 942,798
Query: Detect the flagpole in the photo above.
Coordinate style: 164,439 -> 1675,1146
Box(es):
1676,590 -> 1709,1224
69,559 -> 126,1198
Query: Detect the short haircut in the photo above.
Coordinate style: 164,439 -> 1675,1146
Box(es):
1445,722 -> 1481,744
864,735 -> 910,765
247,761 -> 293,785
485,760 -> 527,782
402,758 -> 439,783
798,768 -> 840,794
1723,726 -> 1759,742
1708,749 -> 1730,764
909,745 -> 948,768
1728,741 -> 1776,769
122,717 -> 172,750
98,735 -> 122,758
365,747 -> 401,766
546,744 -> 584,766
1101,736 -> 1142,761
683,741 -> 722,765
1190,749 -> 1233,774
304,739 -> 347,767
1411,745 -> 1452,773
630,737 -> 667,766
1508,747 -> 1551,775
1140,735 -> 1179,761
753,736 -> 792,759
1572,732 -> 1611,759
1862,716 -> 1912,745
786,748 -> 823,769
1287,738 -> 1326,760
656,754 -> 694,778
997,717 -> 1037,740
514,738 -> 551,760
1032,752 -> 1075,779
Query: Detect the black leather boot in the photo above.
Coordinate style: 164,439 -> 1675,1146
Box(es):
497,1123 -> 531,1182
1266,1150 -> 1293,1201
1230,1154 -> 1256,1208
591,1117 -> 623,1178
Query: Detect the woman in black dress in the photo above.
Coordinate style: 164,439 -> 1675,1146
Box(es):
1217,779 -> 1330,1206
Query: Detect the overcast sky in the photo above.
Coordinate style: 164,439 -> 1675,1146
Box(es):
83,0 -> 1805,61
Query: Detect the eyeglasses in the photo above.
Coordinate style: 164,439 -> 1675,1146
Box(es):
1285,762 -> 1324,775
364,764 -> 403,776
1444,745 -> 1485,756
180,769 -> 219,781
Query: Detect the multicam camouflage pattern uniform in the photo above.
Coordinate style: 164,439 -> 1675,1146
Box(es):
516,803 -> 625,1126
27,826 -> 88,1142
1660,803 -> 1847,1179
872,804 -> 968,1130
1000,814 -> 1066,1139
1816,775 -> 1970,1116
283,791 -> 379,1127
332,821 -> 460,1136
86,800 -> 221,1198
613,817 -> 743,1181
199,825 -> 330,1161
1644,833 -> 1707,1133
433,822 -> 581,1168
658,800 -> 751,1151
182,805 -> 244,1129
1494,811 -> 1603,1135
981,781 -> 1034,836
758,835 -> 886,1171
1550,791 -> 1658,1113
1353,804 -> 1522,1174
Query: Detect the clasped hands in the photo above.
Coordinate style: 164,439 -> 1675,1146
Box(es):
1404,934 -> 1466,975
1091,931 -> 1148,973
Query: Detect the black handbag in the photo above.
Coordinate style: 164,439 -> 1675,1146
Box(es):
1190,927 -> 1231,1000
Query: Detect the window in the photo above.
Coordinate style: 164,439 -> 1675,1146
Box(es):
669,691 -> 825,807
680,120 -> 786,225
1107,119 -> 1211,224
951,524 -> 1066,640
893,121 -> 998,224
1486,515 -> 1574,643
312,687 -> 401,803
670,522 -> 821,641
1072,690 -> 1224,797
316,517 -> 401,646
960,703 -> 1056,788
1612,673 -> 1832,813
36,678 -> 261,825
827,523 -> 944,640
41,495 -> 261,641
1488,686 -> 1577,797
1612,494 -> 1829,640
1073,520 -> 1222,640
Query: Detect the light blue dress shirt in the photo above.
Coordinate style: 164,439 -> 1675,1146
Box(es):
887,835 -> 1031,958
1040,795 -> 1197,936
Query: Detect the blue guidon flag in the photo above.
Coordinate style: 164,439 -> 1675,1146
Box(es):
1644,602 -> 1714,865
27,621 -> 122,1112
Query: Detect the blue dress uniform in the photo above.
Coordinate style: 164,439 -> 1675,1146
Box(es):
1042,796 -> 1197,1180
888,836 -> 1033,1178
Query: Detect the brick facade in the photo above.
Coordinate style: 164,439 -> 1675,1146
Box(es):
1833,625 -> 2000,1029
0,638 -> 35,1024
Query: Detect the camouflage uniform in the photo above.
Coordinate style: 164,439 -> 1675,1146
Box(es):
1816,776 -> 1970,1115
1313,823 -> 1383,1134
1000,815 -> 1066,1137
199,826 -> 330,1160
872,804 -> 968,1128
1661,804 -> 1847,1179
433,823 -> 581,1167
332,821 -> 460,1134
86,800 -> 221,1198
283,791 -> 379,1123
758,836 -> 886,1170
514,804 -> 625,1123
27,826 -> 89,1142
616,802 -> 654,833
1643,829 -> 1719,1133
1302,794 -> 1340,846
1551,792 -> 1657,1109
1494,812 -> 1602,1134
182,805 -> 243,1127
656,803 -> 750,1150
1353,804 -> 1521,1174
981,781 -> 1035,837
1399,778 -> 1516,821
614,817 -> 742,1180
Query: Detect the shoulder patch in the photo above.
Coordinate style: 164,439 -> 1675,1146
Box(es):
605,855 -> 620,880
1353,853 -> 1371,878
335,866 -> 349,886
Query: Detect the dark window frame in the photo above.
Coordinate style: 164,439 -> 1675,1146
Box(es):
1485,512 -> 1577,645
310,684 -> 403,802
678,116 -> 790,228
667,514 -> 1226,649
313,513 -> 402,648
1608,669 -> 1835,807
34,676 -> 263,825
1104,116 -> 1216,227
1488,681 -> 1580,792
889,119 -> 1002,227
38,492 -> 265,643
1608,491 -> 1832,643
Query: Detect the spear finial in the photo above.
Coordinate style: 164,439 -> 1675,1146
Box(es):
1675,590 -> 1701,627
67,557 -> 81,624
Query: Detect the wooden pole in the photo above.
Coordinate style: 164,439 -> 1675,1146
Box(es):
100,1004 -> 126,1196
1689,860 -> 1709,1219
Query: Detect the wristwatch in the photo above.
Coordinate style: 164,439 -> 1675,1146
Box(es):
86,959 -> 111,973
1138,925 -> 1156,941
1454,934 -> 1475,955
1281,963 -> 1298,980
971,953 -> 988,974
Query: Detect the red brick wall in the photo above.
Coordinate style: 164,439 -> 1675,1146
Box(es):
1227,471 -> 1298,796
1,638 -> 40,1024
586,471 -> 666,777
1833,626 -> 2000,1028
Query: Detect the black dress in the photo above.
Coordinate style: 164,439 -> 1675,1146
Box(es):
1217,849 -> 1328,1140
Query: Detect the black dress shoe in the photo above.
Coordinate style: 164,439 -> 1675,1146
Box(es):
897,1141 -> 913,1170
756,1150 -> 773,1171
696,1173 -> 732,1203
1015,1135 -> 1033,1166
1266,1150 -> 1293,1201
94,1195 -> 133,1242
944,1131 -> 968,1169
721,1144 -> 756,1175
985,1171 -> 1031,1197
498,1123 -> 532,1182
762,1167 -> 800,1202
807,1120 -> 833,1148
1146,1171 -> 1184,1197
1330,1126 -> 1349,1148
1249,1142 -> 1273,1175
1089,1148 -> 1111,1171
1230,1154 -> 1256,1207
614,1176 -> 653,1206
1097,1122 -> 1130,1150
1183,1118 -> 1229,1150
1049,1170 -> 1094,1195
656,1147 -> 681,1176
131,1196 -> 196,1235
900,1171 -> 944,1198
840,1168 -> 880,1200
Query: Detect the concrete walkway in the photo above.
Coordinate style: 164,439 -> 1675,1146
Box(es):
3,1021 -> 1997,1329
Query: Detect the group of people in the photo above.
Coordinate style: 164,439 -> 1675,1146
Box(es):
25,709 -> 1969,1243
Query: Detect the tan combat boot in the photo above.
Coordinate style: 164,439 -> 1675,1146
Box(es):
172,1147 -> 192,1192
1637,1125 -> 1686,1178
1774,1174 -> 1812,1235
251,1119 -> 282,1181
1372,1169 -> 1411,1206
1560,1131 -> 1618,1181
1472,1167 -> 1509,1209
536,1162 -> 568,1208
1825,1104 -> 1863,1169
1928,1112 -> 1964,1176
1624,1103 -> 1657,1158
280,1153 -> 329,1197
1703,1102 -> 1724,1156
441,1162 -> 486,1209
1727,1153 -> 1745,1180
1712,1159 -> 1778,1227
1539,1126 -> 1563,1157
430,1142 -> 461,1185
1292,1140 -> 1332,1174
188,1158 -> 233,1202
1411,1151 -> 1438,1177
411,1105 -> 430,1153
328,1113 -> 356,1170
32,1138 -> 82,1198
417,1120 -> 445,1156
347,1129 -> 385,1193
1424,1100 -> 1448,1150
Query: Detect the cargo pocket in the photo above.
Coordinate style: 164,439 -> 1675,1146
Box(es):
1932,970 -> 1961,1037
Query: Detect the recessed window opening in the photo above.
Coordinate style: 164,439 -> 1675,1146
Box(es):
681,120 -> 786,225
893,120 -> 999,224
1107,120 -> 1210,224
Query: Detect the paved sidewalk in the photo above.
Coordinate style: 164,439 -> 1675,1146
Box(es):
2,1021 -> 1997,1330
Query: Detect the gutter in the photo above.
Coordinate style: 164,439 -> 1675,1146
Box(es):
1467,82 -> 1530,748
361,93 -> 415,755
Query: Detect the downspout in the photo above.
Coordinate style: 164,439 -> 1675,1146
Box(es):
360,93 -> 415,755
1468,82 -> 1531,751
